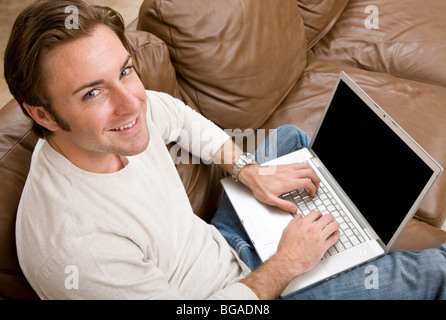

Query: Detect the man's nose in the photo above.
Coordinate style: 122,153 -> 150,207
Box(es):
111,85 -> 140,115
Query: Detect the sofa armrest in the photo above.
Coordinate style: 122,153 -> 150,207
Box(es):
0,99 -> 39,299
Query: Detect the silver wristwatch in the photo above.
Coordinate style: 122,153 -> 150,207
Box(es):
232,152 -> 256,182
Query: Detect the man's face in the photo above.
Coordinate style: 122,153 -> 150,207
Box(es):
43,24 -> 149,165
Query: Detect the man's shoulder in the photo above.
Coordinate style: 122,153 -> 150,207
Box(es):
145,89 -> 173,99
145,90 -> 185,109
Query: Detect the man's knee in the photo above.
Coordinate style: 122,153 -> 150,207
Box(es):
277,125 -> 311,149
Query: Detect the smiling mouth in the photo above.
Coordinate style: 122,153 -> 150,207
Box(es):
110,119 -> 137,131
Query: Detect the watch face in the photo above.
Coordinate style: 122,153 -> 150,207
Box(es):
243,153 -> 256,164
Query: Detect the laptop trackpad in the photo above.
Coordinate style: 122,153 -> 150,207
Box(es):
221,177 -> 292,256
281,262 -> 328,297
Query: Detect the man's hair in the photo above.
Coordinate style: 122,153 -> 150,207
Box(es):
4,0 -> 133,138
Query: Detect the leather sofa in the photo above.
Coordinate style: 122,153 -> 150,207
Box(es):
1,0 -> 445,300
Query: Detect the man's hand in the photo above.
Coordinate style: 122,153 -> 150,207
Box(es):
212,139 -> 319,215
276,211 -> 340,276
212,140 -> 340,299
237,161 -> 341,299
241,211 -> 340,299
237,162 -> 320,214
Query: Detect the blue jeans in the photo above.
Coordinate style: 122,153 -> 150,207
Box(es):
211,125 -> 446,299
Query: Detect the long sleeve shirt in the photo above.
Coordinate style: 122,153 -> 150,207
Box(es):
16,90 -> 258,300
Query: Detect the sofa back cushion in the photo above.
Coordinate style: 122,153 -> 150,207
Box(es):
138,0 -> 307,131
297,0 -> 349,50
310,0 -> 446,86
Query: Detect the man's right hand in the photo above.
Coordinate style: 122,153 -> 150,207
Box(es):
275,211 -> 340,278
240,211 -> 339,299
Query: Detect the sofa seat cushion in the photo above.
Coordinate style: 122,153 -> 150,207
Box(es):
137,0 -> 307,131
310,0 -> 446,86
261,56 -> 446,227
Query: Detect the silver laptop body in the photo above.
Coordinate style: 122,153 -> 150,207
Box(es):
221,71 -> 443,297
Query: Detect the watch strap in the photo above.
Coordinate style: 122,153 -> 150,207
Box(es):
232,153 -> 256,182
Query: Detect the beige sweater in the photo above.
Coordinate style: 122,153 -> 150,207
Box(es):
16,91 -> 257,300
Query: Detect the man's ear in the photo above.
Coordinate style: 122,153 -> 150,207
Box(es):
22,103 -> 59,132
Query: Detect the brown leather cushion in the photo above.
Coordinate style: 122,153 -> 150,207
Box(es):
137,0 -> 307,131
310,0 -> 446,86
127,30 -> 184,100
0,100 -> 39,299
297,0 -> 349,50
262,56 -> 446,227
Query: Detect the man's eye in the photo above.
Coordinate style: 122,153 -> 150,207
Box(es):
120,67 -> 133,78
83,89 -> 99,100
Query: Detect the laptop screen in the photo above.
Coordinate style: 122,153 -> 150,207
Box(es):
311,79 -> 434,245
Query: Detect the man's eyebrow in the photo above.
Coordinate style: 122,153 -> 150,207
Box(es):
72,55 -> 132,96
72,79 -> 105,95
121,54 -> 132,71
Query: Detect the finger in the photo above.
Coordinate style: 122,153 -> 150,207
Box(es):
325,230 -> 341,249
321,218 -> 340,239
294,213 -> 303,220
287,174 -> 320,197
271,196 -> 298,215
305,170 -> 321,190
289,163 -> 321,187
316,213 -> 335,227
304,210 -> 322,223
302,178 -> 318,197
289,162 -> 313,171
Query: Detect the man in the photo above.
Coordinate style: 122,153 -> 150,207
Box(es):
4,0 -> 446,300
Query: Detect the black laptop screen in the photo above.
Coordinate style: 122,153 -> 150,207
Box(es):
311,79 -> 434,245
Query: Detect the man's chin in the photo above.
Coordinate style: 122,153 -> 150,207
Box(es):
121,133 -> 150,157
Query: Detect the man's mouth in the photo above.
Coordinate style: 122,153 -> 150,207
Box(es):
110,119 -> 137,131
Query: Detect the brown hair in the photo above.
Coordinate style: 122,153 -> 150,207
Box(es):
4,0 -> 133,138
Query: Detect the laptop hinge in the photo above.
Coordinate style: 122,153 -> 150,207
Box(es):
311,156 -> 323,169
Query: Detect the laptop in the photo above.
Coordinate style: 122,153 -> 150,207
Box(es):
221,71 -> 443,297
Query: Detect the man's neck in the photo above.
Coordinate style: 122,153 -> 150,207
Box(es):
46,136 -> 126,174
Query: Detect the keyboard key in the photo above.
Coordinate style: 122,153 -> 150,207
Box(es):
328,246 -> 338,256
335,241 -> 345,252
344,229 -> 354,237
308,203 -> 316,211
344,241 -> 353,249
350,235 -> 360,246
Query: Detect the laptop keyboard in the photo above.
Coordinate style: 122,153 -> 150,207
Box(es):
281,181 -> 366,260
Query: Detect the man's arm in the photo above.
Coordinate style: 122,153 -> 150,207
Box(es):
212,138 -> 340,300
240,212 -> 339,299
212,138 -> 321,214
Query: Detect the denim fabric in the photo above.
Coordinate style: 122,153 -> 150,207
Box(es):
287,243 -> 446,300
211,125 -> 446,299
